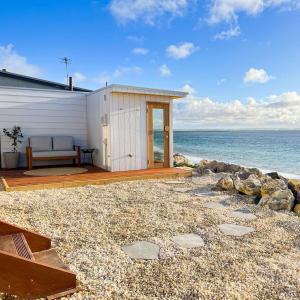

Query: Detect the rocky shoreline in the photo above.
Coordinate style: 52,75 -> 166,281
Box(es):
174,153 -> 300,213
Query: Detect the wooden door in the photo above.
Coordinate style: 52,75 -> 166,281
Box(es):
147,102 -> 170,168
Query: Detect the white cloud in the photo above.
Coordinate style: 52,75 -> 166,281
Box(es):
159,64 -> 171,77
182,84 -> 196,94
208,0 -> 298,24
214,26 -> 241,40
132,48 -> 149,55
174,91 -> 300,129
166,42 -> 199,60
94,66 -> 143,85
0,44 -> 41,77
244,68 -> 274,83
73,72 -> 87,83
109,0 -> 191,25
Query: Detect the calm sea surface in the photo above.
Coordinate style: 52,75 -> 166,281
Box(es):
172,130 -> 300,178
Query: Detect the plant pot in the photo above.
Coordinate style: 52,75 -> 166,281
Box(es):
3,152 -> 20,169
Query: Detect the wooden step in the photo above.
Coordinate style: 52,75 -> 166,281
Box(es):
33,248 -> 69,270
0,233 -> 34,260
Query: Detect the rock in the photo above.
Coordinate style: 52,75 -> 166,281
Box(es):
122,241 -> 160,260
196,159 -> 262,177
173,153 -> 193,167
288,179 -> 300,194
288,179 -> 300,204
234,174 -> 262,196
258,189 -> 295,211
266,172 -> 281,180
172,233 -> 205,248
218,223 -> 255,236
294,204 -> 300,213
247,167 -> 263,177
260,178 -> 287,196
203,169 -> 214,176
215,175 -> 234,191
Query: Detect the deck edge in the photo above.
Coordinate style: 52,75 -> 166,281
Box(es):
2,170 -> 192,192
0,176 -> 10,192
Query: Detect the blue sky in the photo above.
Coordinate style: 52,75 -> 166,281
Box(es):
1,0 -> 300,129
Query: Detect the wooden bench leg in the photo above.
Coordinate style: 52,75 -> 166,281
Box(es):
77,146 -> 81,167
26,147 -> 33,170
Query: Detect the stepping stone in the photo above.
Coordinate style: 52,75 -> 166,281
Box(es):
218,223 -> 255,236
203,200 -> 230,209
235,207 -> 252,213
172,233 -> 205,248
172,188 -> 190,193
122,241 -> 160,260
229,210 -> 257,220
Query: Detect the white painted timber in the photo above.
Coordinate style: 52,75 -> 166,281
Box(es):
0,86 -> 88,168
109,92 -> 173,172
1,84 -> 186,170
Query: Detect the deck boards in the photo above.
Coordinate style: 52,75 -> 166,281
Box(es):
0,166 -> 192,192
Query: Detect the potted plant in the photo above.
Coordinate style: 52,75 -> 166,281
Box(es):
2,126 -> 23,169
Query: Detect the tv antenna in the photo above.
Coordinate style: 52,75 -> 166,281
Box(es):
60,57 -> 71,82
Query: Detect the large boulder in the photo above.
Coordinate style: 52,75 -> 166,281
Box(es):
215,175 -> 235,191
197,159 -> 262,177
288,179 -> 300,194
260,178 -> 288,196
234,174 -> 262,196
173,153 -> 193,167
288,179 -> 300,204
258,189 -> 295,211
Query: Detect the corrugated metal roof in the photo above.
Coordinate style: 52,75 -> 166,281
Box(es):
0,70 -> 92,92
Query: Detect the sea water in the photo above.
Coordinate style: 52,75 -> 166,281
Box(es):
171,130 -> 300,178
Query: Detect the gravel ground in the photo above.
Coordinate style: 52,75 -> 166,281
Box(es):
1,173 -> 300,299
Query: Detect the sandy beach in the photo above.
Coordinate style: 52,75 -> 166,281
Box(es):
1,172 -> 300,299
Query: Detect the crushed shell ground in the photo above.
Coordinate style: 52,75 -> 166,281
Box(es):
0,173 -> 300,299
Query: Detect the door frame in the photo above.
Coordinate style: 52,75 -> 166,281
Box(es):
147,102 -> 170,169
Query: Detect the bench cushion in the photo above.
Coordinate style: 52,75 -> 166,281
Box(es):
53,136 -> 73,151
32,151 -> 77,158
29,136 -> 52,152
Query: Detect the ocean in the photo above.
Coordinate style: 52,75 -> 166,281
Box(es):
171,130 -> 300,178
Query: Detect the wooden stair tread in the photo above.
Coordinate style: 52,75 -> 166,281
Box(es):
33,248 -> 69,270
0,233 -> 34,260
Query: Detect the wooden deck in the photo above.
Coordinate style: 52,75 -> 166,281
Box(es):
0,166 -> 192,192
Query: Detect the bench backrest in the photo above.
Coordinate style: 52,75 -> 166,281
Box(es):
28,136 -> 74,152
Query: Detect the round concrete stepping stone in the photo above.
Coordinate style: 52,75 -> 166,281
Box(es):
229,211 -> 257,220
235,207 -> 252,213
203,200 -> 230,209
172,233 -> 205,248
218,223 -> 255,236
122,241 -> 160,260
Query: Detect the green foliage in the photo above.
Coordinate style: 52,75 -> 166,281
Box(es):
2,126 -> 23,152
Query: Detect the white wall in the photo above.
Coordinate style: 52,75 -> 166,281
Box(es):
0,86 -> 88,168
110,92 -> 172,172
87,90 -> 111,170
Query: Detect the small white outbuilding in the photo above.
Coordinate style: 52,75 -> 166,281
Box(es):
0,84 -> 187,171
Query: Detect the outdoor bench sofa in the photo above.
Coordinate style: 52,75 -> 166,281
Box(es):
26,136 -> 81,170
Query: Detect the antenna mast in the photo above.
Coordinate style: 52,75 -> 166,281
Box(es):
60,57 -> 71,82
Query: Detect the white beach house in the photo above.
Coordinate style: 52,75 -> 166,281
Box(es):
0,71 -> 187,171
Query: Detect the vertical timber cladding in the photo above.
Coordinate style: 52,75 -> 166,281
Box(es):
147,102 -> 170,169
111,92 -> 147,171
